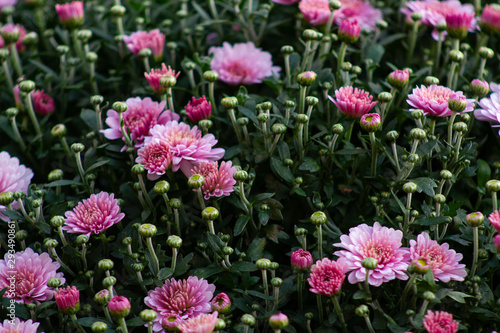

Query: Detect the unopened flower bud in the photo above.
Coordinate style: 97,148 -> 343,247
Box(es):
221,96 -> 239,109
44,238 -> 58,248
466,211 -> 484,227
486,180 -> 500,193
423,76 -> 439,86
241,314 -> 256,326
360,113 -> 381,132
295,114 -> 309,124
202,206 -> 219,221
306,96 -> 319,106
339,19 -> 361,44
167,235 -> 182,248
355,305 -> 370,317
170,198 -> 181,209
138,224 -> 157,238
434,194 -> 446,204
19,80 -> 35,93
5,107 -> 18,118
386,130 -> 399,142
271,277 -> 283,287
102,276 -> 117,288
132,263 -> 144,271
310,211 -> 327,225
71,143 -> 85,153
449,50 -> 464,63
297,71 -> 317,86
361,257 -> 378,270
98,259 -> 114,271
50,215 -> 65,228
233,170 -> 248,181
269,312 -> 289,329
410,128 -> 426,140
153,180 -> 170,194
188,174 -> 205,189
453,122 -> 467,133
112,101 -> 128,113
257,113 -> 269,123
47,277 -> 62,288
403,182 -> 417,193
140,309 -> 158,323
470,79 -> 489,98
76,234 -> 89,245
302,29 -> 317,41
256,258 -> 271,270
281,45 -> 294,55
285,100 -> 295,109
340,61 -> 352,72
423,291 -> 436,301
479,47 -> 494,59
407,153 -> 419,163
378,92 -> 393,103
237,117 -> 249,127
110,5 -> 126,17
15,230 -> 28,241
86,52 -> 98,63
108,296 -> 131,319
203,70 -> 219,82
0,192 -> 14,206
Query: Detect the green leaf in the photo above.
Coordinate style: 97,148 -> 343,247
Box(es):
366,44 -> 385,64
445,290 -> 472,303
86,159 -> 110,173
414,216 -> 451,226
45,180 -> 83,187
206,232 -> 224,254
335,148 -> 366,155
412,177 -> 437,197
270,157 -> 294,183
158,268 -> 174,280
252,193 -> 275,202
80,109 -> 98,131
258,212 -> 269,226
191,265 -> 226,278
247,290 -> 274,300
353,290 -> 370,300
231,261 -> 257,272
298,157 -> 321,172
234,215 -> 250,236
416,140 -> 438,156
477,159 -> 491,189
247,237 -> 266,261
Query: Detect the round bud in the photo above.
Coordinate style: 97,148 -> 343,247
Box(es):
361,257 -> 378,270
86,52 -> 98,63
332,123 -> 344,135
84,270 -> 94,279
410,12 -> 422,21
479,47 -> 494,59
355,305 -> 370,317
140,309 -> 158,323
233,170 -> 249,181
466,211 -> 484,227
203,70 -> 219,82
386,130 -> 399,142
310,211 -> 327,225
44,238 -> 58,248
94,289 -> 111,306
166,41 -> 177,50
297,71 -> 317,86
295,114 -> 309,124
112,102 -> 128,113
0,191 -> 14,206
257,113 -> 269,123
478,248 -> 488,259
285,100 -> 295,109
340,62 -> 352,72
222,246 -> 234,255
434,194 -> 446,204
131,164 -> 145,175
306,96 -> 319,106
102,276 -> 117,288
5,107 -> 18,119
50,215 -> 65,228
423,76 -> 439,86
160,75 -> 176,88
378,92 -> 393,103
408,153 -> 419,163
269,312 -> 289,329
459,113 -> 470,122
19,80 -> 35,93
403,182 -> 418,193
469,79 -> 489,98
131,263 -> 144,272
170,198 -> 181,209
221,96 -> 239,109
453,122 -> 467,133
410,109 -> 424,120
98,259 -> 114,271
440,169 -> 453,180
295,228 -> 308,236
77,29 -> 92,42
48,169 -> 64,182
410,128 -> 427,140
270,123 -> 286,135
270,262 -> 279,270
215,319 -> 226,330
154,180 -> 170,194
202,207 -> 219,221
237,117 -> 249,127
271,277 -> 283,287
295,177 -> 303,185
122,237 -> 132,246
13,191 -> 25,200
241,314 -> 256,326
71,143 -> 85,153
167,235 -> 183,248
138,224 -> 157,238
284,158 -> 293,166
47,277 -> 61,288
302,29 -> 318,41
110,5 -> 126,17
22,32 -> 38,46
31,199 -> 42,209
256,258 -> 271,270
329,0 -> 341,9
449,50 -> 464,63
281,45 -> 294,55
76,235 -> 89,245
188,174 -> 205,189
423,291 -> 436,302
486,180 -> 500,193
435,21 -> 447,32
376,20 -> 388,30
15,230 -> 28,241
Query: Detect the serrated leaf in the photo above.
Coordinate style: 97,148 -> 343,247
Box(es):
234,215 -> 250,236
247,237 -> 266,261
231,261 -> 257,272
206,232 -> 224,254
414,216 -> 451,226
416,140 -> 438,156
270,157 -> 294,183
412,177 -> 437,197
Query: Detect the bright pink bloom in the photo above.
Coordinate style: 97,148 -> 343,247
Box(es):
445,11 -> 475,39
189,161 -> 236,199
55,1 -> 84,29
334,222 -> 410,287
145,64 -> 180,95
387,69 -> 410,88
136,138 -> 173,180
145,121 -> 225,176
0,318 -> 41,333
338,19 -> 361,43
32,89 -> 55,115
101,97 -> 179,150
211,293 -> 231,313
0,247 -> 65,304
360,113 -> 381,132
328,86 -> 378,118
0,23 -> 27,52
108,296 -> 131,318
407,85 -> 474,117
62,191 -> 125,237
291,249 -> 313,271
185,96 -> 212,123
480,4 -> 500,34
299,0 -> 331,26
209,42 -> 280,85
334,0 -> 383,31
55,286 -> 80,315
423,310 -> 459,333
307,257 -> 349,296
0,151 -> 34,222
177,312 -> 219,333
408,232 -> 466,283
123,29 -> 166,61
0,0 -> 17,10
271,0 -> 300,4
494,235 -> 500,252
488,209 -> 500,233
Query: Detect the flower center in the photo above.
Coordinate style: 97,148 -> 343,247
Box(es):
364,240 -> 393,265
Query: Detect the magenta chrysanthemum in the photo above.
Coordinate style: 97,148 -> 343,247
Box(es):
423,310 -> 459,333
407,85 -> 475,117
144,64 -> 180,95
62,191 -> 125,237
408,232 -> 466,282
291,249 -> 313,271
488,209 -> 500,233
474,87 -> 500,135
0,248 -> 65,304
0,151 -> 34,222
0,318 -> 42,333
334,0 -> 383,31
307,257 -> 349,296
55,286 -> 80,315
299,0 -> 331,26
101,97 -> 179,150
190,161 -> 237,199
32,89 -> 55,115
177,312 -> 219,333
123,29 -> 166,61
185,96 -> 212,123
55,1 -> 84,29
480,4 -> 500,34
328,86 -> 378,118
209,42 -> 280,85
334,222 -> 410,287
136,138 -> 173,180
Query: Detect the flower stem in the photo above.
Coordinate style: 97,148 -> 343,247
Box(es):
74,151 -> 86,185
316,294 -> 324,324
400,273 -> 418,311
25,92 -> 42,138
332,295 -> 348,333
208,81 -> 217,115
317,225 -> 323,259
369,132 -> 377,177
298,272 -> 304,311
470,226 -> 479,277
284,54 -> 291,87
337,42 -> 348,85
118,317 -> 129,333
447,112 -> 458,145
70,314 -> 86,333
407,21 -> 420,65
171,247 -> 178,271
433,32 -> 444,75
228,108 -> 243,144
145,237 -> 160,276
9,44 -> 23,78
9,116 -> 26,152
2,60 -> 14,95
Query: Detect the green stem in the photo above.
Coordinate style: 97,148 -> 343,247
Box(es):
433,32 -> 443,75
2,61 -> 14,95
9,116 -> 26,152
493,192 -> 498,212
297,123 -> 305,161
316,294 -> 324,324
137,174 -> 155,210
369,132 -> 377,177
119,112 -> 134,148
208,81 -> 217,115
298,272 -> 304,311
317,225 -> 323,259
207,220 -> 215,235
400,273 -> 418,311
284,54 -> 291,87
478,58 -> 487,80
228,108 -> 243,144
25,93 -> 42,137
337,42 -> 348,85
470,226 -> 479,277
74,151 -> 86,184
298,86 -> 307,115
364,316 -> 376,333
262,269 -> 269,311
171,247 -> 178,271
407,22 -> 420,65
447,112 -> 458,145
70,314 -> 86,333
118,317 -> 129,333
332,295 -> 348,333
9,44 -> 23,78
145,237 -> 160,276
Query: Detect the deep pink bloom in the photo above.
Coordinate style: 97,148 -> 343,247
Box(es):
0,0 -> 17,10
145,64 -> 180,95
271,0 -> 300,4
488,209 -> 500,233
423,310 -> 459,333
0,23 -> 27,52
0,248 -> 65,304
0,151 -> 34,222
269,313 -> 289,329
55,286 -> 80,315
209,42 -> 280,85
474,88 -> 500,135
177,312 -> 219,333
136,138 -> 173,181
480,4 -> 500,34
408,232 -> 466,283
360,113 -> 381,132
211,293 -> 231,313
0,318 -> 41,333
31,89 -> 55,115
55,1 -> 84,29
291,249 -> 313,271
145,121 -> 225,176
328,86 -> 378,118
189,161 -> 237,199
62,191 -> 125,237
307,257 -> 349,296
494,235 -> 500,252
185,96 -> 212,123
338,19 -> 361,43
123,29 -> 166,61
334,0 -> 383,31
108,296 -> 131,318
101,97 -> 179,150
299,0 -> 331,26
407,85 -> 474,117
387,69 -> 410,88
334,222 -> 410,287
445,11 -> 475,39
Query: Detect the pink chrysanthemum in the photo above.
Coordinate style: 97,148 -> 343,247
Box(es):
190,161 -> 237,199
328,86 -> 378,118
145,121 -> 225,176
144,276 -> 215,332
334,0 -> 383,31
0,0 -> 16,10
209,42 -> 280,85
0,248 -> 65,304
62,191 -> 125,237
407,85 -> 475,117
408,232 -> 466,282
55,1 -> 84,29
334,222 -> 410,287
291,249 -> 313,271
480,4 -> 500,34
32,89 -> 55,115
177,312 -> 219,333
123,29 -> 166,61
136,138 -> 173,180
299,0 -> 331,26
494,234 -> 500,252
55,286 -> 80,315
445,11 -> 475,39
185,96 -> 212,123
488,209 -> 500,233
307,257 -> 349,296
101,97 -> 179,150
161,313 -> 183,331
108,296 -> 131,318
387,69 -> 410,88
0,151 -> 34,222
338,19 -> 361,44
0,318 -> 42,333
423,310 -> 459,333
0,23 -> 27,52
474,89 -> 500,135
211,293 -> 231,313
145,64 -> 180,95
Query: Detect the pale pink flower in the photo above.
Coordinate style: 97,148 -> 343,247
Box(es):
328,86 -> 378,118
423,310 -> 459,333
0,0 -> 17,10
32,89 -> 55,115
55,1 -> 84,29
209,42 -> 280,85
189,161 -> 236,199
488,209 -> 500,233
55,286 -> 80,315
407,85 -> 474,117
307,257 -> 349,296
144,64 -> 180,95
0,248 -> 65,304
0,23 -> 27,52
177,312 -> 219,333
408,232 -> 466,283
0,151 -> 34,221
480,4 -> 500,34
334,0 -> 383,31
334,222 -> 410,287
291,249 -> 313,271
123,29 -> 166,61
62,191 -> 125,237
271,0 -> 300,4
136,138 -> 173,180
474,89 -> 500,135
299,0 -> 331,26
0,318 -> 42,333
145,121 -> 225,176
101,97 -> 179,150
269,313 -> 289,330
185,96 -> 212,123
211,293 -> 231,313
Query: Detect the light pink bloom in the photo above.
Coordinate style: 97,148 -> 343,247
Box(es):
136,138 -> 173,180
101,97 -> 179,150
407,85 -> 474,117
209,42 -> 280,85
480,4 -> 500,34
0,23 -> 27,52
494,234 -> 500,252
328,86 -> 378,118
271,0 -> 300,4
334,222 -> 410,287
62,191 -> 125,237
123,29 -> 166,61
334,0 -> 383,31
32,89 -> 55,115
185,96 -> 212,123
55,286 -> 80,314
189,161 -> 236,199
423,310 -> 459,333
145,121 -> 225,176
408,232 -> 466,282
0,318 -> 42,333
0,151 -> 34,222
144,64 -> 180,95
0,248 -> 65,304
474,88 -> 500,135
338,19 -> 361,43
299,0 -> 331,26
55,1 -> 84,29
387,69 -> 410,88
211,293 -> 231,313
291,249 -> 313,271
488,209 -> 500,233
0,0 -> 17,10
177,312 -> 219,333
307,257 -> 349,296
108,296 -> 131,318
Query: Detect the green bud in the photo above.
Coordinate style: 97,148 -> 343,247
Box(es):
453,122 -> 467,133
355,304 -> 370,317
281,45 -> 294,55
203,70 -> 219,82
215,318 -> 226,330
221,96 -> 239,109
15,230 -> 28,241
0,191 -> 14,206
378,92 -> 393,103
167,235 -> 183,248
423,291 -> 436,301
257,113 -> 269,123
154,180 -> 170,194
19,80 -> 36,93
386,130 -> 399,142
48,169 -> 64,182
122,237 -> 132,246
297,71 -> 317,86
91,322 -> 108,333
410,12 -> 422,21
76,234 -> 89,245
285,100 -> 295,109
202,206 -> 219,221
423,76 -> 439,86
170,198 -> 181,209
295,114 -> 309,124
198,119 -> 213,130
188,174 -> 205,189
222,246 -> 234,255
449,50 -> 464,63
479,47 -> 494,59
466,211 -> 484,227
486,180 -> 500,193
50,215 -> 65,228
410,128 -> 427,140
140,309 -> 157,323
310,211 -> 327,225
302,29 -> 318,41
403,182 -> 417,193
102,276 -> 117,288
295,228 -> 307,236
112,102 -> 128,113
306,96 -> 319,106
94,289 -> 111,306
132,263 -> 144,272
340,62 -> 352,72
5,107 -> 18,118
160,75 -> 177,88
237,117 -> 249,127
376,20 -> 388,30
407,153 -> 419,163
233,170 -> 248,181
71,143 -> 85,153
270,262 -> 279,270
410,109 -> 424,120
44,238 -> 58,248
271,277 -> 283,287
284,158 -> 293,166
110,5 -> 126,17
138,223 -> 157,238
434,194 -> 446,204
241,314 -> 256,326
98,259 -> 114,271
361,257 -> 378,270
256,258 -> 272,270
47,277 -> 61,288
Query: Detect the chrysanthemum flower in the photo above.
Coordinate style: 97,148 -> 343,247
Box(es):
0,23 -> 27,52
0,0 -> 17,10
177,312 -> 219,333
328,86 -> 378,118
299,0 -> 331,26
338,19 -> 361,44
423,310 -> 459,333
474,89 -> 500,135
407,85 -> 474,117
0,151 -> 34,222
494,235 -> 500,252
145,64 -> 180,95
307,257 -> 349,296
62,191 -> 125,237
32,89 -> 55,115
291,249 -> 313,271
123,29 -> 166,61
55,286 -> 80,315
136,138 -> 173,180
445,11 -> 475,40
108,296 -> 131,319
334,222 -> 410,287
0,318 -> 42,333
334,0 -> 383,31
408,232 -> 466,282
387,69 -> 410,89
209,42 -> 280,85
55,1 -> 84,29
161,313 -> 183,331
211,293 -> 231,313
189,161 -> 236,199
0,248 -> 65,304
185,96 -> 212,123
101,97 -> 179,150
480,4 -> 500,35
488,209 -> 500,233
